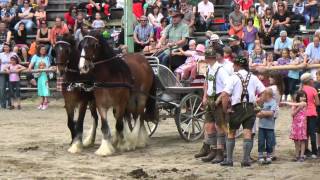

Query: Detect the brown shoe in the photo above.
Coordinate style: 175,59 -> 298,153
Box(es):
211,149 -> 224,164
201,148 -> 217,162
194,143 -> 210,158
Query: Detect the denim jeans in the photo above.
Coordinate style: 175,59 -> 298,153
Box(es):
245,42 -> 255,52
158,51 -> 169,67
258,128 -> 275,154
14,19 -> 36,33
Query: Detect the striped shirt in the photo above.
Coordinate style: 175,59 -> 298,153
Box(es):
134,24 -> 153,42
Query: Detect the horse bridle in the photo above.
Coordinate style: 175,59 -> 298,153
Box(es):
55,40 -> 78,73
80,35 -> 122,67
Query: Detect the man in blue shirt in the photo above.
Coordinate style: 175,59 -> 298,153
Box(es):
305,36 -> 320,80
274,30 -> 292,58
133,15 -> 154,52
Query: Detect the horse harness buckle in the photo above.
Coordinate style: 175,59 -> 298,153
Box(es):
67,82 -> 94,92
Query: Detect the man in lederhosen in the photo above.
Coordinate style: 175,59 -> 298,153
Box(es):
195,48 -> 232,163
220,56 -> 266,167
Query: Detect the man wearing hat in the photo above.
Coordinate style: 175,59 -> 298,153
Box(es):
156,10 -> 189,68
210,34 -> 224,49
133,15 -> 154,52
195,48 -> 232,163
274,30 -> 293,58
228,35 -> 244,57
220,56 -> 266,167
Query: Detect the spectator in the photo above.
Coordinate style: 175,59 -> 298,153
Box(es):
274,30 -> 293,58
0,22 -> 12,52
0,42 -> 17,109
168,0 -> 180,10
197,0 -> 214,31
210,33 -> 224,49
13,23 -> 28,62
291,0 -> 306,27
28,45 -> 51,110
259,7 -> 275,45
156,10 -> 189,68
64,5 -> 78,32
204,30 -> 213,48
228,35 -> 243,57
181,0 -> 195,35
249,45 -> 266,70
300,72 -> 320,158
155,17 -> 169,41
304,0 -> 318,28
143,0 -> 156,15
36,0 -> 48,8
133,15 -> 154,52
273,0 -> 288,13
242,18 -> 258,51
247,5 -> 260,30
273,1 -> 291,35
102,0 -> 111,19
1,1 -> 17,30
3,55 -> 25,110
34,5 -> 46,28
148,5 -> 163,28
15,0 -> 36,33
275,48 -> 291,101
257,0 -> 268,18
74,12 -> 86,33
133,0 -> 144,20
86,0 -> 102,20
92,12 -> 105,29
143,37 -> 157,55
36,20 -> 51,52
50,17 -> 69,46
305,36 -> 320,80
288,49 -> 304,100
116,0 -> 124,8
229,3 -> 245,39
238,0 -> 253,16
74,22 -> 90,47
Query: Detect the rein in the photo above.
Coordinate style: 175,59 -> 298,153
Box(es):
93,54 -> 123,66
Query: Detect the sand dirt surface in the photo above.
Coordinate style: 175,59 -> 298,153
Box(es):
0,99 -> 320,180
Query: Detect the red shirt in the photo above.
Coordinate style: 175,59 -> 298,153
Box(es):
303,85 -> 318,117
239,0 -> 253,11
133,2 -> 143,19
64,13 -> 75,29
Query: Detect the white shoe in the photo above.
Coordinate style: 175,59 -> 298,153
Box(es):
37,104 -> 43,110
266,157 -> 272,164
311,154 -> 317,159
258,158 -> 265,164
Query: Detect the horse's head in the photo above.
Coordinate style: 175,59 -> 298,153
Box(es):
79,30 -> 115,74
55,34 -> 75,76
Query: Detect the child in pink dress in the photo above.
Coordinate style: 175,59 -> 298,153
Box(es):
174,43 -> 205,81
281,91 -> 307,162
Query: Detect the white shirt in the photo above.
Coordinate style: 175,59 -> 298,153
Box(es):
223,69 -> 265,105
257,3 -> 269,17
269,85 -> 280,118
197,1 -> 214,17
148,13 -> 164,27
0,52 -> 17,71
219,60 -> 234,76
207,61 -> 230,96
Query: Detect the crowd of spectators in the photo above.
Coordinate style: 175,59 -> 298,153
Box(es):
0,0 -> 319,110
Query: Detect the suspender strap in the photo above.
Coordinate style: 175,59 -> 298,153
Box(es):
235,72 -> 252,103
207,66 -> 222,98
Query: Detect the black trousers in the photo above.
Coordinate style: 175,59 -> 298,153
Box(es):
307,116 -> 318,155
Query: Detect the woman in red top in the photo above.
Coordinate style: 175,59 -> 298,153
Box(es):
238,0 -> 253,16
301,73 -> 320,157
133,0 -> 144,20
64,5 -> 78,32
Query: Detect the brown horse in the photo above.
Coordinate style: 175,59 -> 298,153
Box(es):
78,31 -> 133,156
78,31 -> 156,153
55,34 -> 98,153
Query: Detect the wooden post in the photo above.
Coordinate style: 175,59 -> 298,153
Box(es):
124,0 -> 134,53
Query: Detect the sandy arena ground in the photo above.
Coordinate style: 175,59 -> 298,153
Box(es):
0,99 -> 320,180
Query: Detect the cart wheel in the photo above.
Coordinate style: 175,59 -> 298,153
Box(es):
175,93 -> 205,142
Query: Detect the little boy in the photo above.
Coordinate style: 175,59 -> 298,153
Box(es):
256,89 -> 277,164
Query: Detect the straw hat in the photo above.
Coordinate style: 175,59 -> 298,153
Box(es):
300,72 -> 312,83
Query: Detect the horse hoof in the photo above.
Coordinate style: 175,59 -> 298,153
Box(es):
83,137 -> 94,148
95,140 -> 115,156
68,141 -> 83,154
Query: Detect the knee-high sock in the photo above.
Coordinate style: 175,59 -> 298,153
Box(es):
243,139 -> 253,162
205,133 -> 217,149
226,138 -> 235,162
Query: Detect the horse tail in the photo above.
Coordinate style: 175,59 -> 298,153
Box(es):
144,74 -> 157,122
